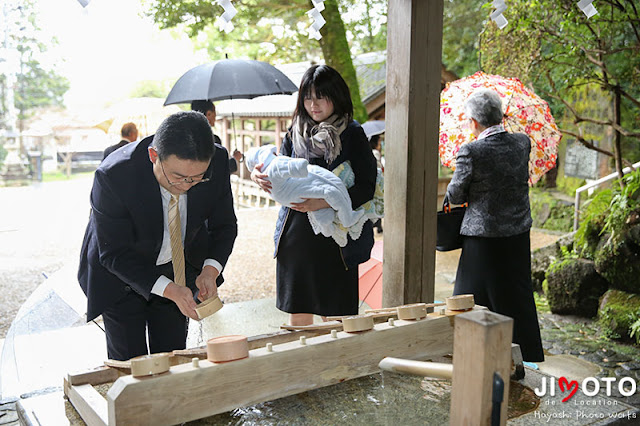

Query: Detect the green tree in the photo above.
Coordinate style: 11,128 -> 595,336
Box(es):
341,0 -> 387,56
143,0 -> 376,122
1,0 -> 69,139
129,79 -> 175,98
14,60 -> 69,119
480,0 -> 640,182
442,0 -> 487,78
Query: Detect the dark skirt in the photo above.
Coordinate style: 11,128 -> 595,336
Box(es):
454,231 -> 544,362
276,209 -> 359,316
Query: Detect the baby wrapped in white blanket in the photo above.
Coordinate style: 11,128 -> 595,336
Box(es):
245,144 -> 371,247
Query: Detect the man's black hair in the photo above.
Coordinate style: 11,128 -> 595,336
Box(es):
190,100 -> 215,115
154,111 -> 214,162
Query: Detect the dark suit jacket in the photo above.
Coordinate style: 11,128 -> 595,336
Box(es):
79,136 -> 238,321
102,140 -> 129,160
446,132 -> 532,237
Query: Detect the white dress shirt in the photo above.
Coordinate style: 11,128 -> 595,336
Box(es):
151,185 -> 223,297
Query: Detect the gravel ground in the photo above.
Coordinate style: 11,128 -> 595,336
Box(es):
0,175 -> 281,340
0,175 -> 561,340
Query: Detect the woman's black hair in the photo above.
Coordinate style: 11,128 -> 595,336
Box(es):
369,134 -> 380,150
154,111 -> 214,162
293,65 -> 353,123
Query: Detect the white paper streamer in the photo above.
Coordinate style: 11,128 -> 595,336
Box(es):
307,1 -> 326,40
491,0 -> 508,29
216,0 -> 237,33
577,0 -> 598,18
311,0 -> 325,12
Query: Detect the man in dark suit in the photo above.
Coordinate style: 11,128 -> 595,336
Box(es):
102,122 -> 138,160
191,100 -> 243,173
79,111 -> 238,361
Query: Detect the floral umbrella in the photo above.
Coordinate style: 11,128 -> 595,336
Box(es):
439,71 -> 561,185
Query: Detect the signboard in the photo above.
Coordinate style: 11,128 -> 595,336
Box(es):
564,141 -> 599,180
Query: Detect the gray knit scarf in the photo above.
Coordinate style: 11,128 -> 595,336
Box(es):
291,114 -> 348,164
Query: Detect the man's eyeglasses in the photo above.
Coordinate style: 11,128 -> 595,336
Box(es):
160,161 -> 210,186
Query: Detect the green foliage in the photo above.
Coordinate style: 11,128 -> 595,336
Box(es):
534,291 -> 550,314
129,80 -> 174,99
342,0 -> 387,56
0,143 -> 7,169
479,0 -> 640,166
0,0 -> 69,124
631,314 -> 640,345
42,170 -> 94,182
602,169 -> 640,243
143,0 -> 373,122
598,291 -> 640,343
599,307 -> 622,340
441,0 -> 486,77
529,188 -> 574,232
14,60 -> 70,119
574,169 -> 640,258
547,244 -> 579,275
574,188 -> 613,255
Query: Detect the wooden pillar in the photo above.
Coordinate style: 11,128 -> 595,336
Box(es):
275,118 -> 282,152
255,119 -> 262,147
383,0 -> 443,307
450,310 -> 513,426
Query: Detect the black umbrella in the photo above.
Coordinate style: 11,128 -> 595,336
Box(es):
164,59 -> 298,105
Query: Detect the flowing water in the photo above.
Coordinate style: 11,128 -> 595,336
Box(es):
184,372 -> 453,425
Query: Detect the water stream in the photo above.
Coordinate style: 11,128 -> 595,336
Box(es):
184,372 -> 452,425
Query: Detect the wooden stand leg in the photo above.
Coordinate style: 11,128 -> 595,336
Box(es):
450,310 -> 513,426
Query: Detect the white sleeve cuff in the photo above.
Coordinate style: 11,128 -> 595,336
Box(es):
151,275 -> 172,297
203,259 -> 223,274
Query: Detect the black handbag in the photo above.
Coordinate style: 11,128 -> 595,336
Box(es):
341,220 -> 374,269
436,196 -> 467,252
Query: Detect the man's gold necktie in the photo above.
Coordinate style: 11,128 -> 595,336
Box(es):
168,195 -> 186,287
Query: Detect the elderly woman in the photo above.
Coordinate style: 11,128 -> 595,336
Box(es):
446,89 -> 544,362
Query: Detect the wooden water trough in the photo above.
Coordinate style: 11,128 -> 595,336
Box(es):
64,298 -> 478,425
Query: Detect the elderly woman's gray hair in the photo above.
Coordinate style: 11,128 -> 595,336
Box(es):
464,89 -> 503,127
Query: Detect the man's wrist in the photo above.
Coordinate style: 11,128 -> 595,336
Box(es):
202,264 -> 220,276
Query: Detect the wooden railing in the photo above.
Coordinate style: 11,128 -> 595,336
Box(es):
230,175 -> 276,209
230,175 -> 451,211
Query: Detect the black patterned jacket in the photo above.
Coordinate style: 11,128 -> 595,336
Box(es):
445,132 -> 533,237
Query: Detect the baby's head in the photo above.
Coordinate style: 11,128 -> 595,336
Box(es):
245,144 -> 277,171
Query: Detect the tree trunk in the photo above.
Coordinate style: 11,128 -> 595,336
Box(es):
317,0 -> 368,123
613,85 -> 624,187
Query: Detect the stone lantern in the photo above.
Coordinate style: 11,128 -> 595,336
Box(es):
0,129 -> 31,185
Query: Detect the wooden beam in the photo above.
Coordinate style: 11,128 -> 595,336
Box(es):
107,314 -> 455,425
275,118 -> 282,152
383,0 -> 444,307
67,366 -> 123,386
174,329 -> 335,358
450,310 -> 513,426
255,119 -> 262,147
64,379 -> 109,426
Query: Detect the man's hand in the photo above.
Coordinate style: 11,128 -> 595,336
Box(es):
290,198 -> 330,213
232,149 -> 243,162
250,162 -> 272,193
163,282 -> 198,320
195,265 -> 219,302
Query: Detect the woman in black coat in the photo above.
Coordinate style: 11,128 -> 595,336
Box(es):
251,65 -> 377,326
446,89 -> 544,362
